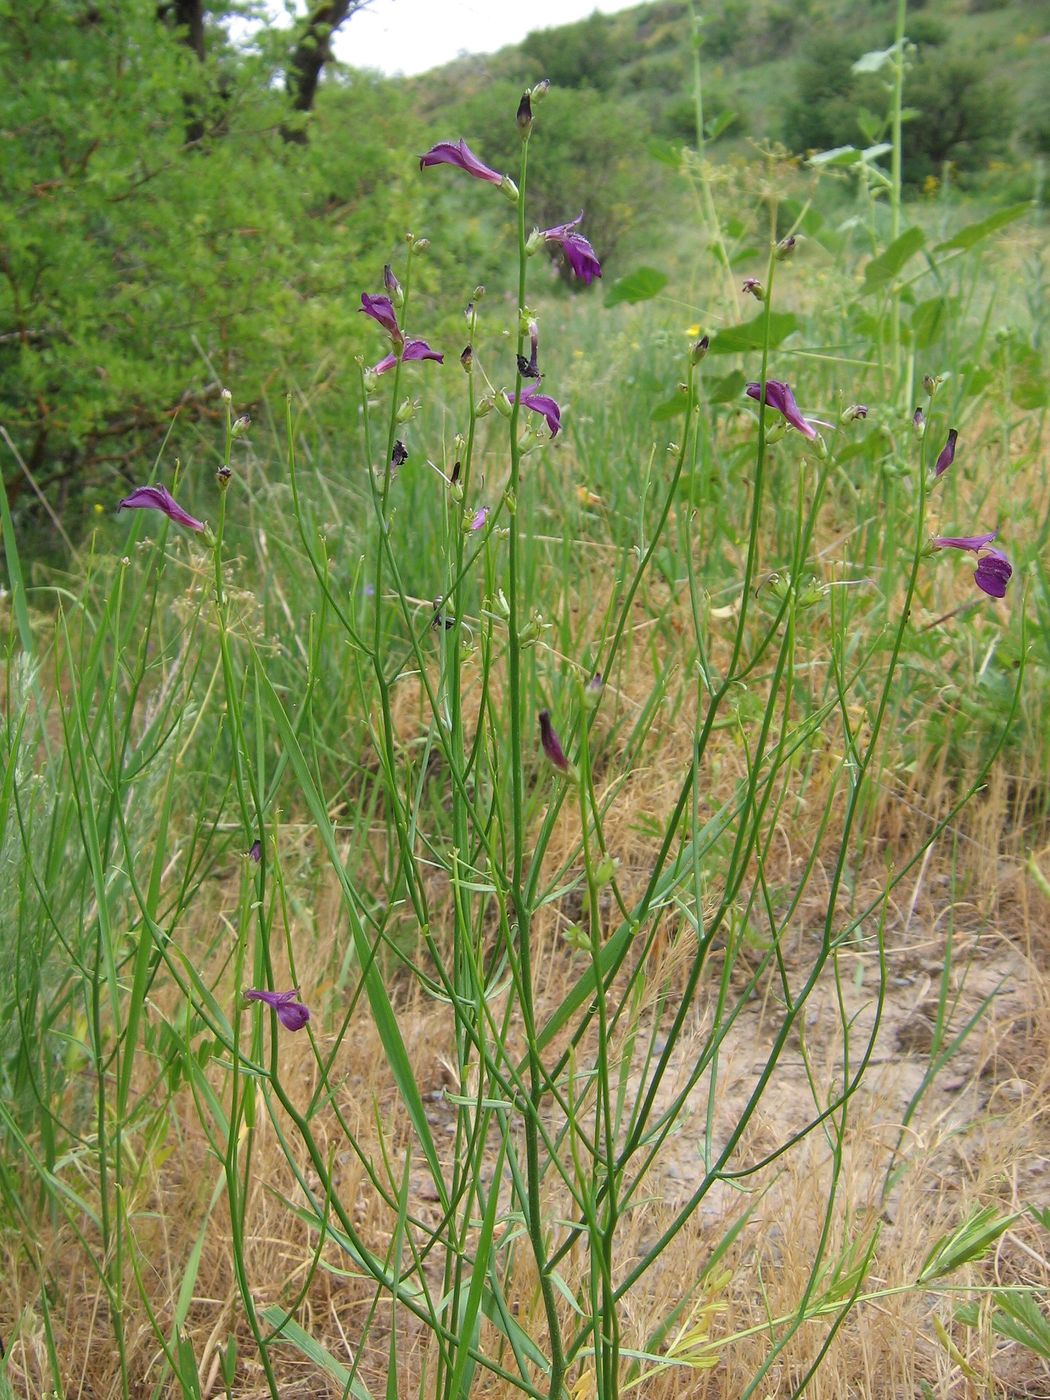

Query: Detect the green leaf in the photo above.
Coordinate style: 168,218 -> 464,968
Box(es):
852,44 -> 898,74
708,311 -> 799,354
991,1290 -> 1050,1359
1010,345 -> 1050,409
603,266 -> 668,307
910,295 -> 952,349
707,370 -> 746,403
705,110 -> 737,141
809,145 -> 861,167
861,226 -> 926,295
261,1307 -> 375,1398
651,388 -> 690,421
647,139 -> 682,169
917,1206 -> 1019,1283
934,203 -> 1032,254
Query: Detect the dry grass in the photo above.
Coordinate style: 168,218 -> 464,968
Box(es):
3,534 -> 1048,1399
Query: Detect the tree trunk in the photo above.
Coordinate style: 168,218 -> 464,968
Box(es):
284,0 -> 365,143
158,0 -> 207,141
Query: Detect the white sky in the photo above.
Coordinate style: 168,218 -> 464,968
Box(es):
337,0 -> 644,77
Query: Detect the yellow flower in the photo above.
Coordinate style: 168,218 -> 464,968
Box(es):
685,323 -> 701,338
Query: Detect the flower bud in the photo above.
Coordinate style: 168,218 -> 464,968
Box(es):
395,396 -> 418,424
517,90 -> 533,137
913,406 -> 925,437
499,175 -> 520,203
221,387 -> 232,403
742,277 -> 764,301
922,372 -> 945,397
531,79 -> 551,104
232,414 -> 251,438
775,234 -> 797,260
840,403 -> 869,423
412,237 -> 430,254
594,854 -> 619,887
461,344 -> 473,373
539,709 -> 570,772
384,264 -> 403,306
690,335 -> 710,365
584,672 -> 604,708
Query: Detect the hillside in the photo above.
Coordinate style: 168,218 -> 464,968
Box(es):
401,0 -> 1049,185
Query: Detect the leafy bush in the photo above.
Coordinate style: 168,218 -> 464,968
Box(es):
781,35 -> 870,153
902,52 -> 1014,184
0,3 -> 415,540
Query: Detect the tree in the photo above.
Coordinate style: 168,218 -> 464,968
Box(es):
901,53 -> 1014,184
286,0 -> 371,139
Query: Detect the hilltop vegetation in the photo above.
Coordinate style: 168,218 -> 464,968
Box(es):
1,0 -> 1046,550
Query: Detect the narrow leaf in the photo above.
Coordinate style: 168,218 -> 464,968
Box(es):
934,202 -> 1031,254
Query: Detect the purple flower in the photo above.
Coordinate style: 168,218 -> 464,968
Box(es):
390,440 -> 408,476
371,339 -> 444,375
973,548 -> 1012,599
119,484 -> 205,533
248,839 -> 262,862
419,139 -> 504,185
539,213 -> 601,284
934,427 -> 958,478
539,710 -> 569,773
742,278 -> 764,300
931,531 -> 1012,599
931,531 -> 998,553
913,407 -> 925,435
517,320 -> 540,379
745,380 -> 818,440
359,293 -> 403,345
244,988 -> 310,1032
507,384 -> 561,438
469,506 -> 489,531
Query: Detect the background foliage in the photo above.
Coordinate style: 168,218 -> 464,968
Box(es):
1,0 -> 1046,552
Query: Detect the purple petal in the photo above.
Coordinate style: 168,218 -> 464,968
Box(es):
934,428 -> 958,478
359,293 -> 402,342
248,839 -> 262,862
371,340 -> 444,376
973,548 -> 1012,598
118,484 -> 205,533
402,338 -> 443,365
931,531 -> 998,554
541,213 -> 601,284
539,710 -> 569,772
244,988 -> 310,1032
509,385 -> 561,437
469,506 -> 489,531
419,139 -> 503,185
745,380 -> 818,440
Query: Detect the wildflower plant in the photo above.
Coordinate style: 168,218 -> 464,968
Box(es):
0,42 -> 1037,1400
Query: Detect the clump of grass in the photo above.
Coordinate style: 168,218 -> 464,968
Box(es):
2,25 -> 1048,1400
